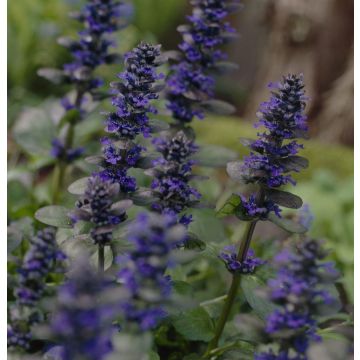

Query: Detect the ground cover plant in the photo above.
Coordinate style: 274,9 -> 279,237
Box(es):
7,1 -> 354,359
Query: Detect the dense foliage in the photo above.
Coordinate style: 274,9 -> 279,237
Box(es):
7,1 -> 353,359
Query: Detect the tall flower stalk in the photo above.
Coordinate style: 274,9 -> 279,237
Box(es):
150,0 -> 239,227
255,239 -> 339,359
205,74 -> 309,355
117,212 -> 186,331
71,175 -> 130,272
69,42 -> 165,272
48,256 -> 121,360
39,0 -> 131,203
166,0 -> 239,124
98,42 -> 164,191
8,228 -> 65,350
150,131 -> 201,226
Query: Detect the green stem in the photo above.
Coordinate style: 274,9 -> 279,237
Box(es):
51,91 -> 82,204
98,245 -> 105,273
204,220 -> 258,358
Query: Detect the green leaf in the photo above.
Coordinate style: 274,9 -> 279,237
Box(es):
130,188 -> 157,206
218,349 -> 254,360
149,119 -> 170,132
110,333 -> 153,360
217,193 -> 242,218
268,213 -> 307,234
58,109 -> 81,129
7,227 -> 23,254
201,99 -> 236,115
68,177 -> 89,195
217,194 -> 254,221
37,67 -> 65,84
241,275 -> 277,320
192,145 -> 237,167
184,233 -> 206,251
56,232 -> 97,259
173,307 -> 215,342
149,352 -> 160,360
7,217 -> 34,254
183,355 -> 202,360
13,108 -> 56,156
189,208 -> 226,244
35,206 -> 73,228
266,189 -> 303,209
172,280 -> 193,296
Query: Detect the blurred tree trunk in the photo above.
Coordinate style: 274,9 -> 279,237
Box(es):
243,0 -> 353,146
315,55 -> 354,146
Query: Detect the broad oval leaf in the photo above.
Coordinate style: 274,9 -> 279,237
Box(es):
266,189 -> 303,209
279,156 -> 309,172
130,189 -> 157,206
35,206 -> 73,228
241,275 -> 277,320
192,145 -> 237,167
68,177 -> 90,195
13,108 -> 56,156
268,213 -> 307,234
111,200 -> 133,212
172,307 -> 215,342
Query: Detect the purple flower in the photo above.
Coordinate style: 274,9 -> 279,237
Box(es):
240,194 -> 282,219
118,213 -> 187,331
150,131 -> 201,225
241,74 -> 308,188
49,257 -> 119,360
72,175 -> 128,245
15,228 -> 65,306
62,0 -> 131,94
255,350 -> 305,360
8,228 -> 65,351
43,1 -> 132,161
97,42 -> 164,191
7,323 -> 31,350
104,42 -> 164,140
166,0 -> 239,124
228,74 -> 309,220
50,138 -> 84,163
219,247 -> 264,274
256,239 -> 339,359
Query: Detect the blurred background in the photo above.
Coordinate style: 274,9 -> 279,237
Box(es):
8,0 -> 354,299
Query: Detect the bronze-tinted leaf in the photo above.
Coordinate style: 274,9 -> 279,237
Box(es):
266,189 -> 303,209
